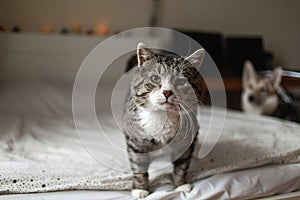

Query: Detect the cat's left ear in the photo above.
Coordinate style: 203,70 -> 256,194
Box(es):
270,66 -> 283,88
137,42 -> 155,67
184,49 -> 205,70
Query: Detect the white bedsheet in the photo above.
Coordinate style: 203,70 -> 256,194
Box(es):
0,84 -> 300,200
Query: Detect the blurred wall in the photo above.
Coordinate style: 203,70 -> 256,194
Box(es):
161,0 -> 300,70
0,0 -> 299,69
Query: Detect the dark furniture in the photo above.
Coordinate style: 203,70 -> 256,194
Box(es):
175,30 -> 273,77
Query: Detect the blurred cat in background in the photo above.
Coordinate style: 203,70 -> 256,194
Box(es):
242,60 -> 299,122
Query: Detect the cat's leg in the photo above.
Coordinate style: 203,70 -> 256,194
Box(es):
131,173 -> 149,198
128,149 -> 150,198
172,137 -> 197,192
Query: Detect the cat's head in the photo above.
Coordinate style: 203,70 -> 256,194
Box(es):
131,42 -> 205,112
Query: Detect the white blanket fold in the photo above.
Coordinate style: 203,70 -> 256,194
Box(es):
0,84 -> 300,195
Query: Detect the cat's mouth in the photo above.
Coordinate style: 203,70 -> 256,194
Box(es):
159,100 -> 175,106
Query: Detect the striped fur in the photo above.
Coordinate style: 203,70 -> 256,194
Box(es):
123,43 -> 205,194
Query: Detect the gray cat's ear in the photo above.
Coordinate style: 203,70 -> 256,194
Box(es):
137,42 -> 155,67
242,60 -> 257,85
184,49 -> 205,70
270,66 -> 283,88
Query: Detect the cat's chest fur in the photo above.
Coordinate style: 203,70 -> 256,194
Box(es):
137,107 -> 180,144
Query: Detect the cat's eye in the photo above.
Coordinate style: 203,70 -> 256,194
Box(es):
150,75 -> 161,83
248,83 -> 253,89
260,86 -> 266,93
175,78 -> 187,86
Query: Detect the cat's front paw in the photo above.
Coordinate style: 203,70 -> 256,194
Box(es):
175,183 -> 192,192
131,189 -> 149,198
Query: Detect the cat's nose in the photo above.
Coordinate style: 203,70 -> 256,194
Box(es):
163,90 -> 173,98
248,95 -> 255,102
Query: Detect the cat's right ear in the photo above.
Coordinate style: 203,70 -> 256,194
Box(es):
137,42 -> 155,67
242,60 -> 257,85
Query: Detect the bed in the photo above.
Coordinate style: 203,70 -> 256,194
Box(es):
0,33 -> 300,200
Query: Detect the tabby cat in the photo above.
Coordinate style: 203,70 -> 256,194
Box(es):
123,43 -> 205,198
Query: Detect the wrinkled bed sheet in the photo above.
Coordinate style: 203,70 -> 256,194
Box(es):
0,84 -> 300,200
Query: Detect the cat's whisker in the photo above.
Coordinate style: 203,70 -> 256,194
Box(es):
176,92 -> 198,98
176,92 -> 199,99
144,102 -> 153,111
177,102 -> 197,140
176,96 -> 203,107
178,100 -> 196,117
179,102 -> 197,118
177,96 -> 199,103
179,100 -> 199,119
